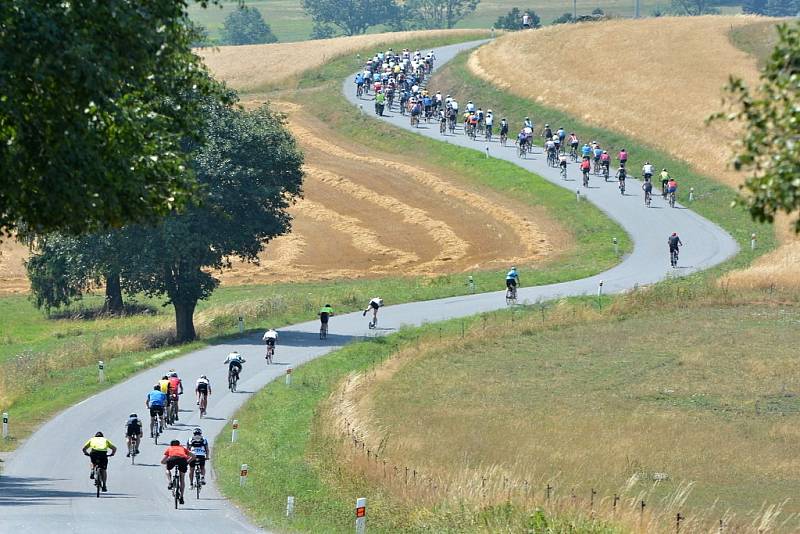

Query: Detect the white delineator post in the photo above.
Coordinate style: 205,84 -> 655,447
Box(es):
613,237 -> 619,256
598,280 -> 604,297
2,412 -> 8,439
689,187 -> 694,202
286,496 -> 295,519
98,360 -> 105,383
240,464 -> 248,486
238,316 -> 244,334
751,233 -> 757,251
231,419 -> 239,443
355,497 -> 367,534
576,188 -> 580,202
286,367 -> 292,386
468,275 -> 475,293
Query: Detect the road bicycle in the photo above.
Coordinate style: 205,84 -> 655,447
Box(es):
669,191 -> 676,208
582,169 -> 590,188
128,436 -> 140,464
198,392 -> 208,418
644,190 -> 652,207
166,394 -> 179,426
505,286 -> 517,306
618,180 -> 626,195
560,165 -> 567,180
670,248 -> 680,268
228,368 -> 239,393
92,463 -> 103,497
547,150 -> 557,167
569,146 -> 578,162
190,460 -> 203,499
319,322 -> 328,340
448,117 -> 456,134
500,132 -> 507,146
439,120 -> 446,135
485,128 -> 492,142
151,414 -> 163,444
517,142 -> 527,159
356,84 -> 363,98
265,343 -> 274,365
603,165 -> 610,182
171,466 -> 183,508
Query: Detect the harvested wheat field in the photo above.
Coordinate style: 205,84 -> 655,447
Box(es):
197,29 -> 489,92
471,16 -> 800,288
216,100 -> 562,286
0,239 -> 28,295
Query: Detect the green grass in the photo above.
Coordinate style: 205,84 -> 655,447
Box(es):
214,319 -> 622,533
729,18 -> 781,68
189,1 -> 742,43
427,50 -> 777,268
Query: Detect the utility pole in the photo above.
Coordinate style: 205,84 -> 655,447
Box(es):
573,0 -> 577,19
635,0 -> 641,18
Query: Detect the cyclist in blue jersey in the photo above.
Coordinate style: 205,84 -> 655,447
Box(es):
146,385 -> 167,437
581,143 -> 592,158
505,267 -> 520,291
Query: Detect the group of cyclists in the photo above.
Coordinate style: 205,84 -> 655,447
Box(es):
355,48 -> 435,118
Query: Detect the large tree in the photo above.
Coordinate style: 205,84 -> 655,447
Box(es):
714,22 -> 800,231
122,102 -> 304,342
670,0 -> 719,15
220,5 -> 278,45
405,0 -> 480,29
302,0 -> 396,35
0,0 -> 228,236
494,8 -> 540,31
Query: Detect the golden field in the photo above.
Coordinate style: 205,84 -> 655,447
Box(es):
470,16 -> 800,288
197,28 -> 489,92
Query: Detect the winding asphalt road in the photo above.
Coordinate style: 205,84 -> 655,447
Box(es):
0,40 -> 737,534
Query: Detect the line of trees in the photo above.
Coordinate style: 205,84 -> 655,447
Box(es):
742,0 -> 800,15
303,0 -> 481,37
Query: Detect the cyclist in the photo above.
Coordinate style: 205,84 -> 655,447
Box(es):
168,371 -> 183,420
558,153 -> 568,176
600,150 -> 611,177
125,413 -> 143,457
196,375 -> 211,408
660,168 -> 671,198
667,178 -> 678,205
580,156 -> 591,185
581,142 -> 592,159
616,165 -> 627,188
187,428 -> 210,488
523,116 -> 533,130
569,132 -> 579,156
541,123 -> 552,145
668,232 -> 683,266
642,161 -> 655,182
161,439 -> 195,504
545,137 -> 556,164
557,127 -> 566,147
642,180 -> 653,205
319,303 -> 334,328
522,123 -> 533,147
466,100 -> 475,114
499,118 -> 509,141
82,431 -> 117,492
505,267 -> 520,295
485,110 -> 494,139
363,297 -> 383,328
158,374 -> 170,395
146,385 -> 167,437
263,327 -> 278,360
592,144 -> 603,173
354,72 -> 364,95
224,351 -> 246,384
618,148 -> 628,168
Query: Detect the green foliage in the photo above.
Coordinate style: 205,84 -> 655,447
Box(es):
310,21 -> 337,39
742,0 -> 768,13
591,7 -> 605,15
0,0 -> 229,236
122,101 -> 304,341
494,8 -> 540,30
404,0 -> 481,29
714,22 -> 800,232
302,0 -> 396,35
552,12 -> 574,24
670,0 -> 721,15
220,5 -> 277,45
764,0 -> 800,15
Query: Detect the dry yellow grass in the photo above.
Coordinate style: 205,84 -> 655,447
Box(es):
470,16 -> 800,288
197,29 -> 489,93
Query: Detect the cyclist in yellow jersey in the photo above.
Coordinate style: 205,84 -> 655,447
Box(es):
158,375 -> 170,394
82,431 -> 117,492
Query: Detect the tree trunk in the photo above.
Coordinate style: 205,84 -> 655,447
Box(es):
103,272 -> 124,314
174,300 -> 198,343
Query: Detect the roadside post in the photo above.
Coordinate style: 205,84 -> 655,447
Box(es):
240,464 -> 248,486
751,233 -> 757,251
597,280 -> 604,309
286,367 -> 293,386
485,146 -> 489,158
98,360 -> 105,383
2,412 -> 8,439
576,188 -> 580,202
232,419 -> 239,443
238,316 -> 244,334
468,275 -> 475,293
689,187 -> 694,202
355,497 -> 367,534
287,496 -> 295,519
613,237 -> 619,256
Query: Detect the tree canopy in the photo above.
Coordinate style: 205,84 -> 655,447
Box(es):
0,0 -> 230,237
302,0 -> 395,35
743,0 -> 799,15
220,5 -> 278,45
714,22 -> 800,231
405,0 -> 481,29
494,8 -> 540,31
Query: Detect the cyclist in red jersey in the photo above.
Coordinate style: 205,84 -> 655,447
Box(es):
167,372 -> 183,420
162,439 -> 195,504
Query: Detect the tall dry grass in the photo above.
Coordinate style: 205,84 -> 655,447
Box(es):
197,29 -> 489,93
470,15 -> 800,288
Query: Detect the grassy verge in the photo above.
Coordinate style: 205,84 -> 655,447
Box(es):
214,317 -> 621,533
729,18 -> 781,68
427,50 -> 778,271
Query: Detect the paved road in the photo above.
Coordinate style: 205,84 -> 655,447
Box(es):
0,40 -> 737,534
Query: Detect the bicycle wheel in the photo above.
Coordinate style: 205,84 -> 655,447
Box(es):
195,469 -> 201,499
174,476 -> 180,509
95,468 -> 101,498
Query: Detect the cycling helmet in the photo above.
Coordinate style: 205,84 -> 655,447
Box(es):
193,428 -> 202,435
525,116 -> 529,119
468,100 -> 473,103
672,232 -> 677,236
95,431 -> 104,437
511,266 -> 517,270
645,161 -> 651,165
162,375 -> 168,380
200,375 -> 207,379
603,150 -> 608,154
170,372 -> 178,377
153,385 -> 160,390
129,413 -> 138,418
324,303 -> 331,307
487,109 -> 492,113
663,168 -> 668,171
545,123 -> 549,127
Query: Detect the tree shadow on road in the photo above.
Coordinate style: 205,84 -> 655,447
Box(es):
0,476 -> 132,505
